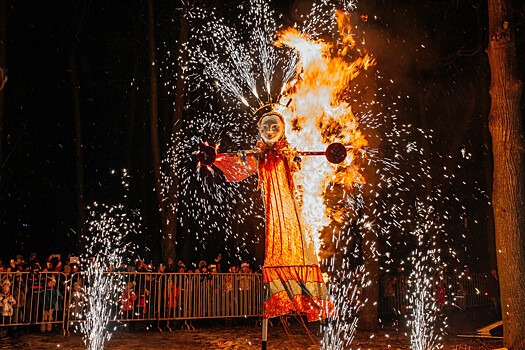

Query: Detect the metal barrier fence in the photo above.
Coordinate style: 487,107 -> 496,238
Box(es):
66,272 -> 263,330
0,271 -> 68,331
378,273 -> 492,316
0,271 -> 492,332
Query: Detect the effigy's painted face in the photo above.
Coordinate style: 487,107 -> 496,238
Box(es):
259,114 -> 284,146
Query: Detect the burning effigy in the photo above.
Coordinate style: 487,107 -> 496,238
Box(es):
195,6 -> 374,323
174,1 -> 454,348
198,108 -> 345,320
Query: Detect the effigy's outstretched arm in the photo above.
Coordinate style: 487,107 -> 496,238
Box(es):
196,145 -> 259,182
298,142 -> 348,164
197,142 -> 348,177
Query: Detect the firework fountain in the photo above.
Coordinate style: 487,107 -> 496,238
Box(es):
406,202 -> 448,350
164,0 -> 464,348
79,172 -> 139,350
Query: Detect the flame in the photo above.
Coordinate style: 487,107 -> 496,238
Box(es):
276,11 -> 375,258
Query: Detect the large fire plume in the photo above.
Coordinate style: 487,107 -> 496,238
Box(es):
275,10 -> 375,257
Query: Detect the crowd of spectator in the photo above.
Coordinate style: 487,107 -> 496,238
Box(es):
0,253 -> 501,339
0,252 -> 259,339
0,252 -> 255,276
125,255 -> 255,275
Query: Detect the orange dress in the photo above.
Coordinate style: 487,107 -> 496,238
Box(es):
214,139 -> 334,321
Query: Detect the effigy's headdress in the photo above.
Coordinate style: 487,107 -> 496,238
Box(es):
253,103 -> 283,125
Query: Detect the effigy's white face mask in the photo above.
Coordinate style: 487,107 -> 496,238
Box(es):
259,114 -> 284,146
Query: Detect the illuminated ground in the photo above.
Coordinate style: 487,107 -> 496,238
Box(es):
0,317 -> 503,349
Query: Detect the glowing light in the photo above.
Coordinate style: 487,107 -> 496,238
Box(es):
161,1 -> 464,348
79,172 -> 139,350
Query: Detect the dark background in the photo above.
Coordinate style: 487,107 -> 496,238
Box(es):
0,0 -> 523,270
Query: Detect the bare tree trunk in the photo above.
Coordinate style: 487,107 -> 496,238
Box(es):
163,3 -> 188,262
147,0 -> 176,261
69,1 -> 89,251
487,0 -> 525,348
146,0 -> 163,230
0,0 -> 7,184
474,1 -> 498,273
483,113 -> 497,270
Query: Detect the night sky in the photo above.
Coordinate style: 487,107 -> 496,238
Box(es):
0,0 -> 524,269
2,1 -> 149,257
